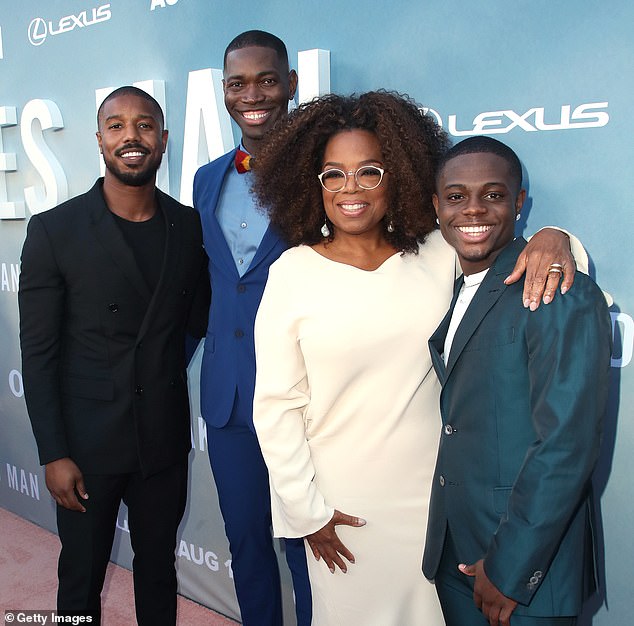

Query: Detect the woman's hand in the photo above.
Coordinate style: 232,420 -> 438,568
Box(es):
305,509 -> 366,573
505,228 -> 575,310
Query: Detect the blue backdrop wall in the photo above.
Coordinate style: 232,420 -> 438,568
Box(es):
0,1 -> 631,623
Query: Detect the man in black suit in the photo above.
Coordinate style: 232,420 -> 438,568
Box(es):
18,86 -> 209,625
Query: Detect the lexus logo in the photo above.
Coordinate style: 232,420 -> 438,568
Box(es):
27,17 -> 47,46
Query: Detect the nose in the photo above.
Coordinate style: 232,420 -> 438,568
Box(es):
342,170 -> 359,192
241,84 -> 265,104
463,196 -> 486,215
122,121 -> 141,143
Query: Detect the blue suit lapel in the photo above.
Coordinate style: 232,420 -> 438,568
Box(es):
444,238 -> 527,382
197,148 -> 287,279
244,223 -> 285,276
200,150 -> 241,280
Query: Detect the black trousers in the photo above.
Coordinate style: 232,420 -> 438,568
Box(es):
56,460 -> 188,626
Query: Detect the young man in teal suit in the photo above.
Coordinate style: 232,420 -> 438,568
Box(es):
192,31 -> 311,626
424,136 -> 612,626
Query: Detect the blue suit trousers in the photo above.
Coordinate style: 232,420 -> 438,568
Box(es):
207,419 -> 311,626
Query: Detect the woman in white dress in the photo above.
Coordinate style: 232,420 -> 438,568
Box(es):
250,92 -> 575,625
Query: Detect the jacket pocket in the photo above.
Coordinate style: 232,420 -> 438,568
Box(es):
492,486 -> 513,515
464,326 -> 515,352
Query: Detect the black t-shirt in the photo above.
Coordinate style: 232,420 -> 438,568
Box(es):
112,209 -> 166,294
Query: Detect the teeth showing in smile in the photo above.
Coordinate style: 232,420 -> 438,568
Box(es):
340,203 -> 366,212
457,225 -> 492,235
121,151 -> 145,158
242,111 -> 268,120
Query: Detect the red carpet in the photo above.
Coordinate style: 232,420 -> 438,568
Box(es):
0,507 -> 238,625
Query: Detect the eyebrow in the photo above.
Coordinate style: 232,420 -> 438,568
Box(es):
442,181 -> 508,189
225,69 -> 281,81
322,159 -> 383,168
103,113 -> 157,123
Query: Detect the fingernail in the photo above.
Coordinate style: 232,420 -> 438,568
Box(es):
543,295 -> 552,304
329,567 -> 335,574
561,285 -> 568,294
530,301 -> 538,311
523,299 -> 530,308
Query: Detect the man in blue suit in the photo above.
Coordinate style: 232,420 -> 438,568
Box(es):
192,31 -> 311,626
424,136 -> 612,626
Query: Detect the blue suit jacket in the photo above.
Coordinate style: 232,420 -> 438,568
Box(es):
193,149 -> 289,429
423,237 -> 612,616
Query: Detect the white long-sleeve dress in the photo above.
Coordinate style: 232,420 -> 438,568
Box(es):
253,230 -> 456,625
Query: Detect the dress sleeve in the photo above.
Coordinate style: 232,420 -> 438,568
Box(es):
253,256 -> 334,538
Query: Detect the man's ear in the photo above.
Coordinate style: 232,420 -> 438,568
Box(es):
96,131 -> 103,154
161,129 -> 168,153
288,70 -> 298,100
515,188 -> 526,215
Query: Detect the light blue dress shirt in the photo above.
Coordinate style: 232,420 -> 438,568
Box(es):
215,150 -> 269,277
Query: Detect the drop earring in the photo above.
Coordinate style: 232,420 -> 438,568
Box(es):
436,218 -> 440,225
387,221 -> 394,233
321,220 -> 331,238
515,213 -> 521,222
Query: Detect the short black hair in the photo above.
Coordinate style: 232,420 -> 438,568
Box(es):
437,136 -> 522,191
97,86 -> 164,130
223,30 -> 289,69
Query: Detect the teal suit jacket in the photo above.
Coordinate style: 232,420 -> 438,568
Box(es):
423,238 -> 612,616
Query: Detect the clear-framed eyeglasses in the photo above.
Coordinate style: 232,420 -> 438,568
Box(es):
317,165 -> 386,192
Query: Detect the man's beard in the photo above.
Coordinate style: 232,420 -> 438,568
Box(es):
109,166 -> 158,187
104,145 -> 163,187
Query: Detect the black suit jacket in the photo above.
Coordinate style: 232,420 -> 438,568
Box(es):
19,179 -> 210,476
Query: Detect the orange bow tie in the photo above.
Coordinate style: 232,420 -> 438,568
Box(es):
235,148 -> 252,173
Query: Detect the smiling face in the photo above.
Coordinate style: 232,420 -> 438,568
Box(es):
320,129 -> 390,240
96,93 -> 167,187
223,45 -> 297,155
433,152 -> 525,275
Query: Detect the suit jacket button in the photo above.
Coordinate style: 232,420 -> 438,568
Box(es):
181,289 -> 189,296
135,386 -> 143,395
108,303 -> 119,312
444,424 -> 454,435
235,329 -> 244,338
534,570 -> 543,578
529,575 -> 539,585
237,284 -> 246,293
439,475 -> 445,487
